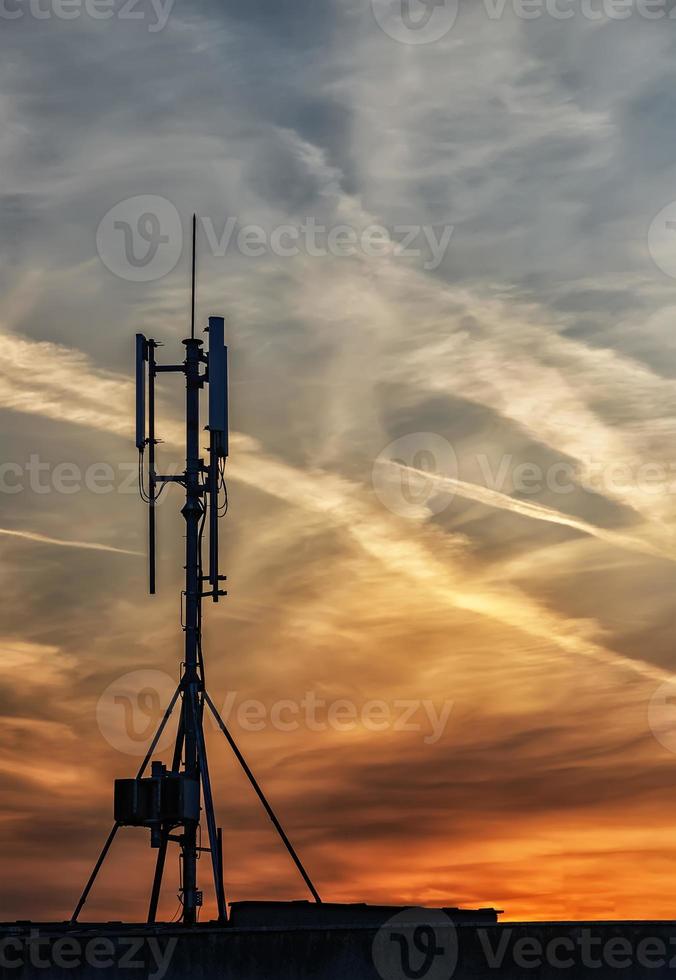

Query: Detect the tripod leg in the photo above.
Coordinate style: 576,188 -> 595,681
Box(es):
204,691 -> 322,904
137,684 -> 182,779
71,823 -> 119,923
217,827 -> 225,910
148,708 -> 186,924
188,687 -> 227,922
172,711 -> 185,773
71,683 -> 182,923
148,828 -> 168,924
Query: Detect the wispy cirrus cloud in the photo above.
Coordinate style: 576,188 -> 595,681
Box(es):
3,0 -> 676,923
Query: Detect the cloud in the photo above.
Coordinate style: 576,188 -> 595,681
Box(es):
3,2 -> 676,922
1,323 -> 669,685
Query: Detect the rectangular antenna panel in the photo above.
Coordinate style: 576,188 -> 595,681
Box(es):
208,316 -> 229,456
135,334 -> 147,450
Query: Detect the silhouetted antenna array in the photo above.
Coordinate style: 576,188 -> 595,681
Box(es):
71,215 -> 320,927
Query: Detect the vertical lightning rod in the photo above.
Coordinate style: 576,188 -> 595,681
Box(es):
191,214 -> 197,341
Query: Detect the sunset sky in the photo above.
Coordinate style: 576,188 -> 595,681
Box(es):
4,0 -> 676,924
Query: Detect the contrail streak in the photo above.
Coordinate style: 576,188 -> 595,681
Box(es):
0,527 -> 141,556
234,447 -> 672,686
385,462 -> 674,563
0,328 -> 667,684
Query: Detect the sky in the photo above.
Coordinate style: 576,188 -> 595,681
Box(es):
4,0 -> 676,924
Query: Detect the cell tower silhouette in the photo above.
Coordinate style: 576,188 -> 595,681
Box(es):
71,216 -> 321,926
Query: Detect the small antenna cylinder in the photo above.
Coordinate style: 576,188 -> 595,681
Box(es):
135,334 -> 147,451
207,316 -> 228,597
208,316 -> 228,454
209,430 -> 220,598
148,340 -> 157,595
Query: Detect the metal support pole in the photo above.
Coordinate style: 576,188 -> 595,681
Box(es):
70,823 -> 119,924
217,827 -> 224,910
138,685 -> 181,780
148,829 -> 168,924
189,688 -> 228,922
179,338 -> 204,925
147,700 -> 187,924
204,692 -> 322,905
172,714 -> 185,773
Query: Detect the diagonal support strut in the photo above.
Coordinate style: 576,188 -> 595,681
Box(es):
71,683 -> 182,923
204,691 -> 321,905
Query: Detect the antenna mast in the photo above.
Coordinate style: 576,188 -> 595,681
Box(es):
71,214 -> 321,926
191,213 -> 196,341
